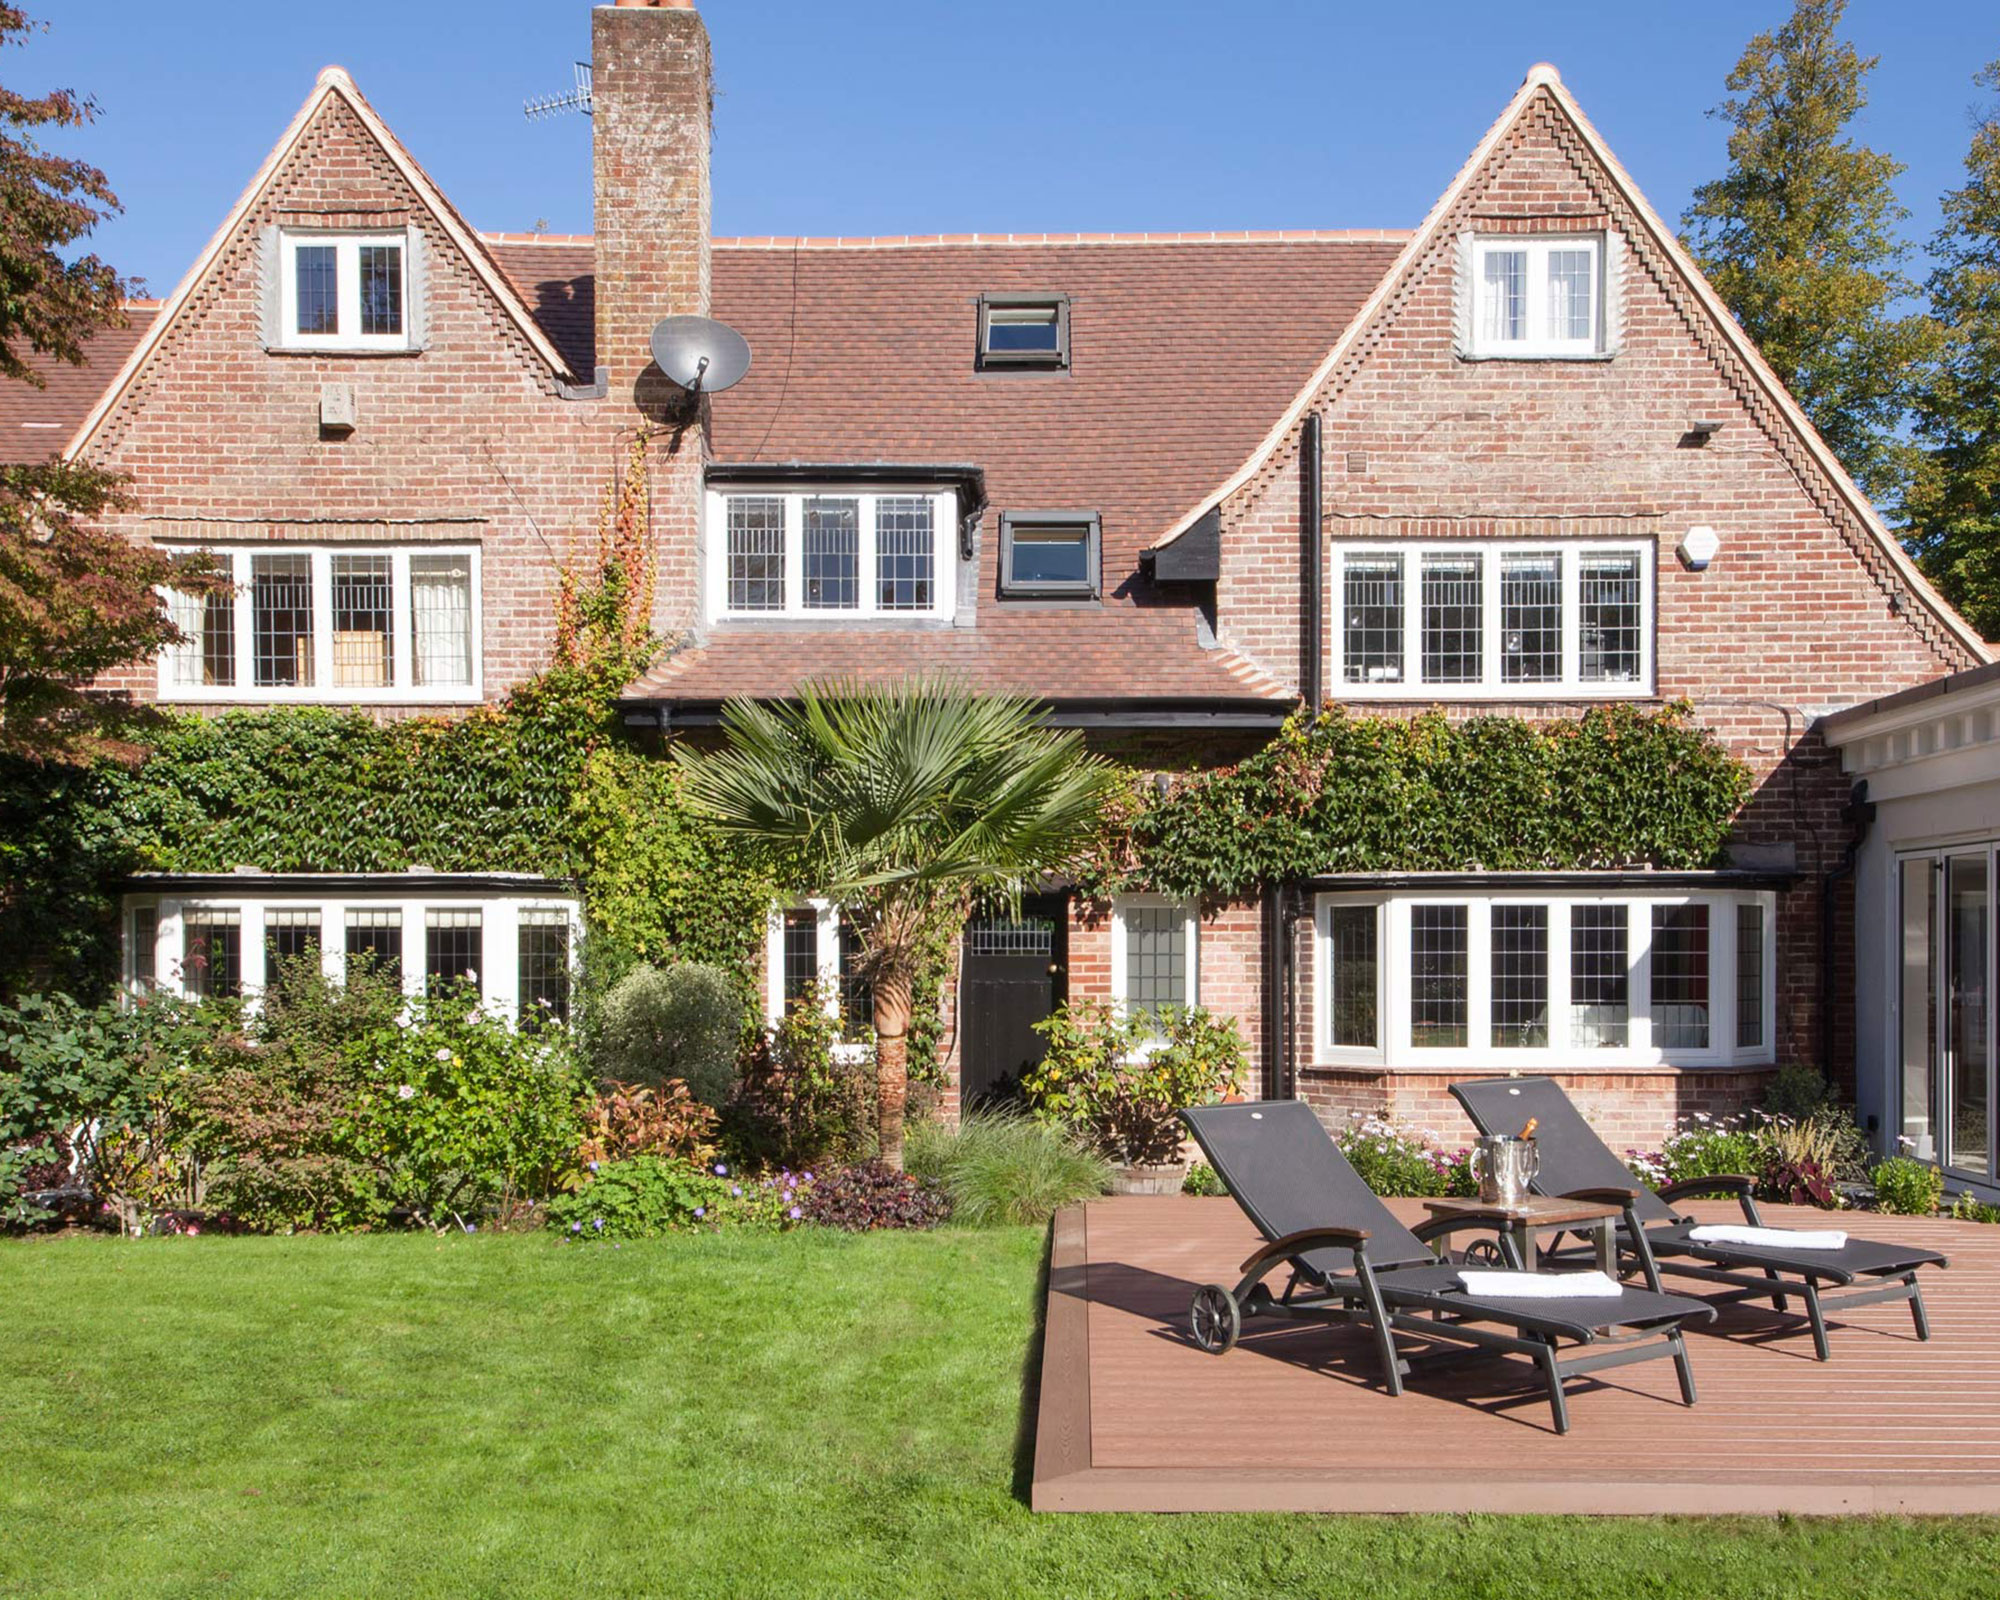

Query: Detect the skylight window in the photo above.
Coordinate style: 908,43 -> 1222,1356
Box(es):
977,294 -> 1069,370
1000,512 -> 1099,599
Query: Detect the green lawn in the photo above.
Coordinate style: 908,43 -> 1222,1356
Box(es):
5,1228 -> 1998,1600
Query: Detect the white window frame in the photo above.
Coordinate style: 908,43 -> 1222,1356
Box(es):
705,488 -> 958,623
1331,541 -> 1653,700
158,545 -> 482,704
764,900 -> 872,1060
1312,887 -> 1777,1070
123,890 -> 581,1025
278,230 -> 412,352
1109,894 -> 1200,1021
1468,235 -> 1605,359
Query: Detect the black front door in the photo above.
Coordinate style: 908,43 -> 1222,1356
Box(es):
959,894 -> 1067,1111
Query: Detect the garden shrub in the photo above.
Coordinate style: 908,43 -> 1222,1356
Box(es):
188,954 -> 405,1232
903,1111 -> 1109,1227
1642,1113 -> 1764,1187
591,962 -> 740,1105
1181,1160 -> 1228,1197
545,1155 -> 812,1241
799,1161 -> 950,1232
1950,1192 -> 2000,1225
0,988 -> 226,1233
578,1078 -> 719,1169
1023,1001 -> 1244,1166
722,998 -> 873,1170
1761,1064 -> 1841,1124
1870,1156 -> 1945,1216
1333,1113 -> 1473,1199
340,982 -> 590,1228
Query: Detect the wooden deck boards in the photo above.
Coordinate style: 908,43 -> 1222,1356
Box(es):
1032,1194 -> 2000,1514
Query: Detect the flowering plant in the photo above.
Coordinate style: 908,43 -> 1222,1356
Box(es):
546,1156 -> 813,1241
1332,1113 -> 1473,1199
1023,1001 -> 1244,1165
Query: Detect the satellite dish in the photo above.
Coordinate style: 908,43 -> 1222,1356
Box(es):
648,315 -> 752,394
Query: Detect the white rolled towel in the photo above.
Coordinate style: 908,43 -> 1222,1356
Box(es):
1687,1224 -> 1846,1250
1456,1269 -> 1624,1298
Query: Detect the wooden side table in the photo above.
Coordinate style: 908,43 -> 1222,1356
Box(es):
1420,1194 -> 1623,1275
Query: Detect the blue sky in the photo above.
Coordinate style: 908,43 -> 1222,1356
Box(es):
26,1 -> 2000,296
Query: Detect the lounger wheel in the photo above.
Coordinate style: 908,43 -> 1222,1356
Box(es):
1190,1284 -> 1241,1354
1461,1238 -> 1507,1268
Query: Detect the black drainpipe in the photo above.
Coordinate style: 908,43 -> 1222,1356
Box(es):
1820,779 -> 1874,1082
1262,883 -> 1288,1098
1300,413 -> 1323,712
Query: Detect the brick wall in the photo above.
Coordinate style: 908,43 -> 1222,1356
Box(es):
1215,86 -> 1983,1132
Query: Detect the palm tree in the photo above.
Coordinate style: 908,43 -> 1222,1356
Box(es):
677,676 -> 1118,1170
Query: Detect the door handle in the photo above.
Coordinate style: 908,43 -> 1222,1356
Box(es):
1047,963 -> 1064,975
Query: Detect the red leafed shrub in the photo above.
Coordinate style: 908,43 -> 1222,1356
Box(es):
1760,1154 -> 1837,1209
579,1079 -> 718,1168
798,1161 -> 949,1232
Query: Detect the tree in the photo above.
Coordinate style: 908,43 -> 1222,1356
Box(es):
0,6 -> 219,762
677,678 -> 1119,1170
1904,60 -> 2000,642
1682,0 -> 1932,504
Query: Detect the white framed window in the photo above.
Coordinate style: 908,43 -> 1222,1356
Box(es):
160,545 -> 481,703
1313,886 -> 1777,1069
1110,896 -> 1200,1025
1332,542 -> 1652,698
278,231 -> 410,351
765,901 -> 873,1049
1469,236 -> 1605,358
706,489 -> 957,622
121,887 -> 579,1025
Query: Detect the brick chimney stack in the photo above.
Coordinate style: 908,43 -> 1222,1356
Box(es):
591,0 -> 712,401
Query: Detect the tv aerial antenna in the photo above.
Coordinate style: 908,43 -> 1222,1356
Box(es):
649,316 -> 753,396
525,61 -> 593,121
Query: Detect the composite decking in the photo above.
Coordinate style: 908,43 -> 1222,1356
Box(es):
1032,1194 -> 2000,1514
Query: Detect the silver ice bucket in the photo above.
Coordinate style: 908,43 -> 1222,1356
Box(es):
1470,1134 -> 1539,1206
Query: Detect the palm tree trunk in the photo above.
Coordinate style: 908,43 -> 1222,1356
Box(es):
872,962 -> 914,1171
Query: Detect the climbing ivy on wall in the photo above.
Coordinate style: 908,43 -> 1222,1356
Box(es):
1073,704 -> 1754,901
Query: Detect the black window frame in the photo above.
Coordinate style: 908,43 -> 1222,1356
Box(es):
999,511 -> 1100,600
976,293 -> 1070,371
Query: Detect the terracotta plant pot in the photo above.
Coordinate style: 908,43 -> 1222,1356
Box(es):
1108,1162 -> 1188,1197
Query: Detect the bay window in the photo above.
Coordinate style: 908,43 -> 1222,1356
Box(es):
707,487 -> 957,621
1315,885 -> 1776,1067
161,545 -> 480,703
1333,542 -> 1651,697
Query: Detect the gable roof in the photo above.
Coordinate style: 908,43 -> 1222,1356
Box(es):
0,305 -> 156,465
61,68 -> 580,462
1151,63 -> 1991,666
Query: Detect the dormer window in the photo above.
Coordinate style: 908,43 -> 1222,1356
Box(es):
278,230 -> 410,351
1466,236 -> 1604,359
977,294 -> 1069,370
705,487 -> 959,622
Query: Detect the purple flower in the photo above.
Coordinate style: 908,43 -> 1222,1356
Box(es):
714,1163 -> 728,1177
731,1185 -> 742,1197
570,1221 -> 581,1233
803,1172 -> 814,1183
694,1206 -> 706,1218
588,1160 -> 600,1173
592,1218 -> 604,1232
788,1206 -> 802,1220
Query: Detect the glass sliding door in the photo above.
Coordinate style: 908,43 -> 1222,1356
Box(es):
1899,858 -> 1938,1161
1898,847 -> 1997,1180
1947,854 -> 1991,1175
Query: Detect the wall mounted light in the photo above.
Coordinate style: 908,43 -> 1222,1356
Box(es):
1687,418 -> 1725,441
1679,525 -> 1721,570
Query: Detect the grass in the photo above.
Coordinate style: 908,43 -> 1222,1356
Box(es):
5,1228 -> 1999,1600
906,1111 -> 1111,1225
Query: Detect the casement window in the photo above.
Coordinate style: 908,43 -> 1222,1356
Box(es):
1467,236 -> 1606,358
161,546 -> 480,703
1314,887 -> 1777,1068
278,231 -> 411,351
122,887 -> 579,1024
706,489 -> 957,622
766,902 -> 873,1045
1000,512 -> 1100,600
1332,543 -> 1651,698
1110,896 -> 1200,1024
977,294 -> 1069,370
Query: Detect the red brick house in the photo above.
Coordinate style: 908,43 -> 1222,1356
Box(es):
10,0 -> 1988,1149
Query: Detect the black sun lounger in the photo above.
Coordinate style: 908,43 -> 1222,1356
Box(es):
1450,1075 -> 1947,1362
1180,1099 -> 1712,1433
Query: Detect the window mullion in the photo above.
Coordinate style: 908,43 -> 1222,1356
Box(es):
1548,904 -> 1572,1057
231,550 -> 253,691
1385,899 -> 1409,1061
1561,546 -> 1581,689
785,495 -> 803,615
1401,551 -> 1420,689
1468,899 -> 1492,1053
337,240 -> 358,341
858,494 -> 878,617
391,552 -> 414,691
1632,901 -> 1654,1058
311,548 -> 334,693
1480,546 -> 1501,691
